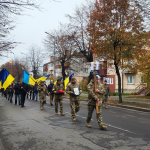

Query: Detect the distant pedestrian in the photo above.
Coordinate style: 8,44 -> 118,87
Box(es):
48,80 -> 54,106
1,88 -> 4,96
8,82 -> 14,103
32,82 -> 38,101
102,80 -> 110,109
14,81 -> 21,105
20,82 -> 28,107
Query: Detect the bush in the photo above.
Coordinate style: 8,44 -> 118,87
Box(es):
80,79 -> 88,91
112,93 -> 116,96
130,92 -> 137,95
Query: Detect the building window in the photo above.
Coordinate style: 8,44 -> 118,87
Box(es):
110,78 -> 113,84
141,76 -> 144,83
127,76 -> 135,84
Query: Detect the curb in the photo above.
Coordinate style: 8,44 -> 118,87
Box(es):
64,96 -> 150,112
108,103 -> 150,112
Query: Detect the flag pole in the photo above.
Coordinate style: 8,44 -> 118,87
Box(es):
93,53 -> 99,114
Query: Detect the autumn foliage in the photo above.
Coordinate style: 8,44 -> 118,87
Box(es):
87,0 -> 150,102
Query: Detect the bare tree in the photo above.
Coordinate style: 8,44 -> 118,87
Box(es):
44,27 -> 78,82
65,0 -> 95,62
27,45 -> 44,79
0,0 -> 42,57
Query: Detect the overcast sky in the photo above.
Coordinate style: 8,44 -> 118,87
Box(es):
1,0 -> 87,69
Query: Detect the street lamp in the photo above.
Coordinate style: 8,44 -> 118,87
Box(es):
45,32 -> 56,82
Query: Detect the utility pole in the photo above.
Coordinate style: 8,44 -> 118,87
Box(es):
53,41 -> 56,82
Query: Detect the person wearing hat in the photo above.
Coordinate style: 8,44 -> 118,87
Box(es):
38,81 -> 48,110
66,77 -> 82,121
20,82 -> 29,107
53,79 -> 65,115
32,82 -> 38,101
102,79 -> 110,108
14,81 -> 21,105
48,80 -> 54,106
86,72 -> 107,130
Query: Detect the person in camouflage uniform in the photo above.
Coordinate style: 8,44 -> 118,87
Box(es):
86,74 -> 107,130
102,80 -> 110,109
66,77 -> 82,121
38,81 -> 48,110
53,79 -> 65,115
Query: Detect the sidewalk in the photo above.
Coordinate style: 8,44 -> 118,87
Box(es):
81,93 -> 150,104
80,93 -> 150,112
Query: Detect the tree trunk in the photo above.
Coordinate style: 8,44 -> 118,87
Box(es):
114,60 -> 122,103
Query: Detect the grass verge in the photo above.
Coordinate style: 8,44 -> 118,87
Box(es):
108,99 -> 150,108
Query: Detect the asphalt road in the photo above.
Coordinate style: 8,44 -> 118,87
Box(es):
0,95 -> 150,150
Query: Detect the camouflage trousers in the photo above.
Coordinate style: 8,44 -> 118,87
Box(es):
86,106 -> 102,125
55,99 -> 63,113
70,101 -> 81,118
39,95 -> 46,109
102,95 -> 108,106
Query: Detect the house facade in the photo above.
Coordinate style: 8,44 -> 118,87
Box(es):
43,55 -> 145,94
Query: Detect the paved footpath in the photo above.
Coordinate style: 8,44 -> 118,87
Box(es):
0,95 -> 150,150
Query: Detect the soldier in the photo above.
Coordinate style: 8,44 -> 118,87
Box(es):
86,74 -> 107,130
38,81 -> 48,110
8,82 -> 14,103
102,80 -> 110,109
53,79 -> 65,115
66,77 -> 82,121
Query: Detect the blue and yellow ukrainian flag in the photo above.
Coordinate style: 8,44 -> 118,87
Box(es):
22,70 -> 36,86
0,69 -> 15,90
36,74 -> 51,84
64,73 -> 74,89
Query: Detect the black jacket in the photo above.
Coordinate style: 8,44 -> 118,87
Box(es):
14,83 -> 21,95
48,84 -> 54,93
20,83 -> 28,94
32,84 -> 38,93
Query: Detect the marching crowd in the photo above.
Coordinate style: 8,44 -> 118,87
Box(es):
0,73 -> 110,130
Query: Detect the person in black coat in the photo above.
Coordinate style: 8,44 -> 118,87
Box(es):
20,82 -> 29,107
48,80 -> 54,106
14,81 -> 21,105
32,82 -> 38,101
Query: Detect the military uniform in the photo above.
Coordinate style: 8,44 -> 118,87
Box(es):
38,84 -> 48,110
53,83 -> 64,115
87,79 -> 106,130
66,81 -> 82,121
102,84 -> 110,108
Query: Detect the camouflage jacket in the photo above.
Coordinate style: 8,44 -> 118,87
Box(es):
53,83 -> 64,100
88,79 -> 105,106
102,84 -> 110,96
38,85 -> 47,96
7,85 -> 14,93
66,82 -> 82,101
